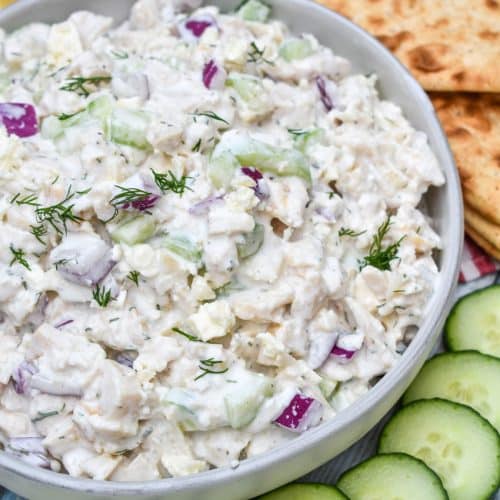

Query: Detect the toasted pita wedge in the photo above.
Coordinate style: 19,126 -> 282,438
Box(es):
465,204 -> 500,257
316,0 -> 500,92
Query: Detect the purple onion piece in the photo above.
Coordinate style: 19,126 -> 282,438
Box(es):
178,14 -> 216,42
331,345 -> 357,360
274,394 -> 322,433
12,361 -> 37,395
54,319 -> 74,329
202,59 -> 227,89
189,195 -> 223,216
0,103 -> 38,138
115,352 -> 137,369
241,167 -> 263,182
241,167 -> 269,201
120,194 -> 160,212
315,76 -> 333,112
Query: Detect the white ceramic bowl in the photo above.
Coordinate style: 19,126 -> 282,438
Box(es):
0,1 -> 463,498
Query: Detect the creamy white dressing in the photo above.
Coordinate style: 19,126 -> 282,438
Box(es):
0,0 -> 444,480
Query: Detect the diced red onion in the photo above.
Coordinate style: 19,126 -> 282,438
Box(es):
50,233 -> 116,287
202,59 -> 227,89
241,167 -> 269,201
12,361 -> 37,395
189,195 -> 223,215
0,103 -> 38,138
315,76 -> 333,112
111,72 -> 150,101
30,374 -> 82,397
178,14 -> 216,42
331,345 -> 357,360
274,394 -> 322,433
8,437 -> 50,469
114,173 -> 162,212
120,194 -> 160,212
54,318 -> 74,329
241,167 -> 263,182
115,352 -> 137,368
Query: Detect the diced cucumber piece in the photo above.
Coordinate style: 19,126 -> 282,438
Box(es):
111,215 -> 156,245
279,38 -> 314,62
224,372 -> 273,428
337,453 -> 448,500
237,0 -> 271,22
445,285 -> 500,358
215,132 -> 311,183
259,483 -> 347,500
378,399 -> 500,500
164,388 -> 199,431
208,151 -> 239,189
237,223 -> 264,260
319,377 -> 338,400
163,234 -> 202,263
87,94 -> 113,132
110,108 -> 151,150
41,115 -> 64,140
226,73 -> 263,103
290,128 -> 324,153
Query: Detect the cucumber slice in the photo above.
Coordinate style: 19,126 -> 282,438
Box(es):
445,285 -> 500,358
237,0 -> 271,22
337,453 -> 448,500
87,94 -> 113,133
111,215 -> 156,245
208,151 -> 239,189
237,223 -> 264,260
110,108 -> 151,150
403,351 -> 500,431
259,483 -> 348,499
378,399 -> 500,500
279,38 -> 314,61
163,234 -> 202,264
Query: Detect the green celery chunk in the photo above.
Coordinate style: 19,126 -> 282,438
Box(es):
208,151 -> 240,189
111,215 -> 156,245
279,38 -> 314,61
110,108 -> 151,150
226,73 -> 263,103
237,0 -> 271,22
163,234 -> 202,263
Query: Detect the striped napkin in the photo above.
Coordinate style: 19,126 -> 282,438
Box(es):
460,238 -> 500,283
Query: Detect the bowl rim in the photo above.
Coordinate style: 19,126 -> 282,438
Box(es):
0,0 -> 463,496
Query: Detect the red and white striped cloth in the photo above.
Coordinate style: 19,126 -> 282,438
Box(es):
459,238 -> 500,283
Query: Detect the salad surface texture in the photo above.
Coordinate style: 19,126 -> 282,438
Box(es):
0,0 -> 444,480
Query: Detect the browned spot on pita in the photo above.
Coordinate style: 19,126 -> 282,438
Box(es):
407,44 -> 448,72
447,127 -> 471,138
430,18 -> 449,29
494,154 -> 500,167
367,15 -> 385,27
377,31 -> 412,51
486,0 -> 498,8
479,30 -> 499,40
452,71 -> 466,82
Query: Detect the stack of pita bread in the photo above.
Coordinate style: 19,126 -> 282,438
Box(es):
316,0 -> 500,259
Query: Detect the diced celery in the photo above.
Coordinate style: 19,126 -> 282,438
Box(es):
237,0 -> 271,22
110,108 -> 151,150
279,38 -> 314,62
163,234 -> 202,263
111,215 -> 156,245
237,223 -> 264,260
87,94 -> 113,133
208,151 -> 239,189
291,128 -> 324,153
224,372 -> 273,429
217,133 -> 312,184
319,378 -> 338,401
225,73 -> 263,103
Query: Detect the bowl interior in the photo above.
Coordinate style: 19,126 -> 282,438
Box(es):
0,1 -> 462,499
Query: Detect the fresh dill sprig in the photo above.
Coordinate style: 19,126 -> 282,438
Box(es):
359,216 -> 404,271
173,327 -> 202,342
247,42 -> 274,65
35,185 -> 83,235
53,258 -> 70,269
110,49 -> 129,59
92,284 -> 113,308
9,245 -> 31,270
192,138 -> 202,152
193,111 -> 229,125
10,192 -> 39,207
127,270 -> 140,286
30,224 -> 48,245
194,358 -> 228,380
150,169 -> 192,196
57,109 -> 84,121
287,128 -> 309,137
31,409 -> 59,423
338,227 -> 366,238
60,76 -> 111,97
110,186 -> 153,208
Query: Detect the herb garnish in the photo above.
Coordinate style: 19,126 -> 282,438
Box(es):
35,186 -> 83,235
173,327 -> 202,342
192,138 -> 202,152
111,49 -> 129,59
92,284 -> 113,308
60,76 -> 111,97
30,224 -> 48,245
32,410 -> 59,422
359,216 -> 404,271
247,42 -> 274,65
338,227 -> 366,238
9,245 -> 31,270
287,128 -> 309,137
57,109 -> 84,121
193,111 -> 229,125
151,169 -> 192,196
195,358 -> 228,380
110,186 -> 153,209
10,192 -> 39,207
127,270 -> 140,286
